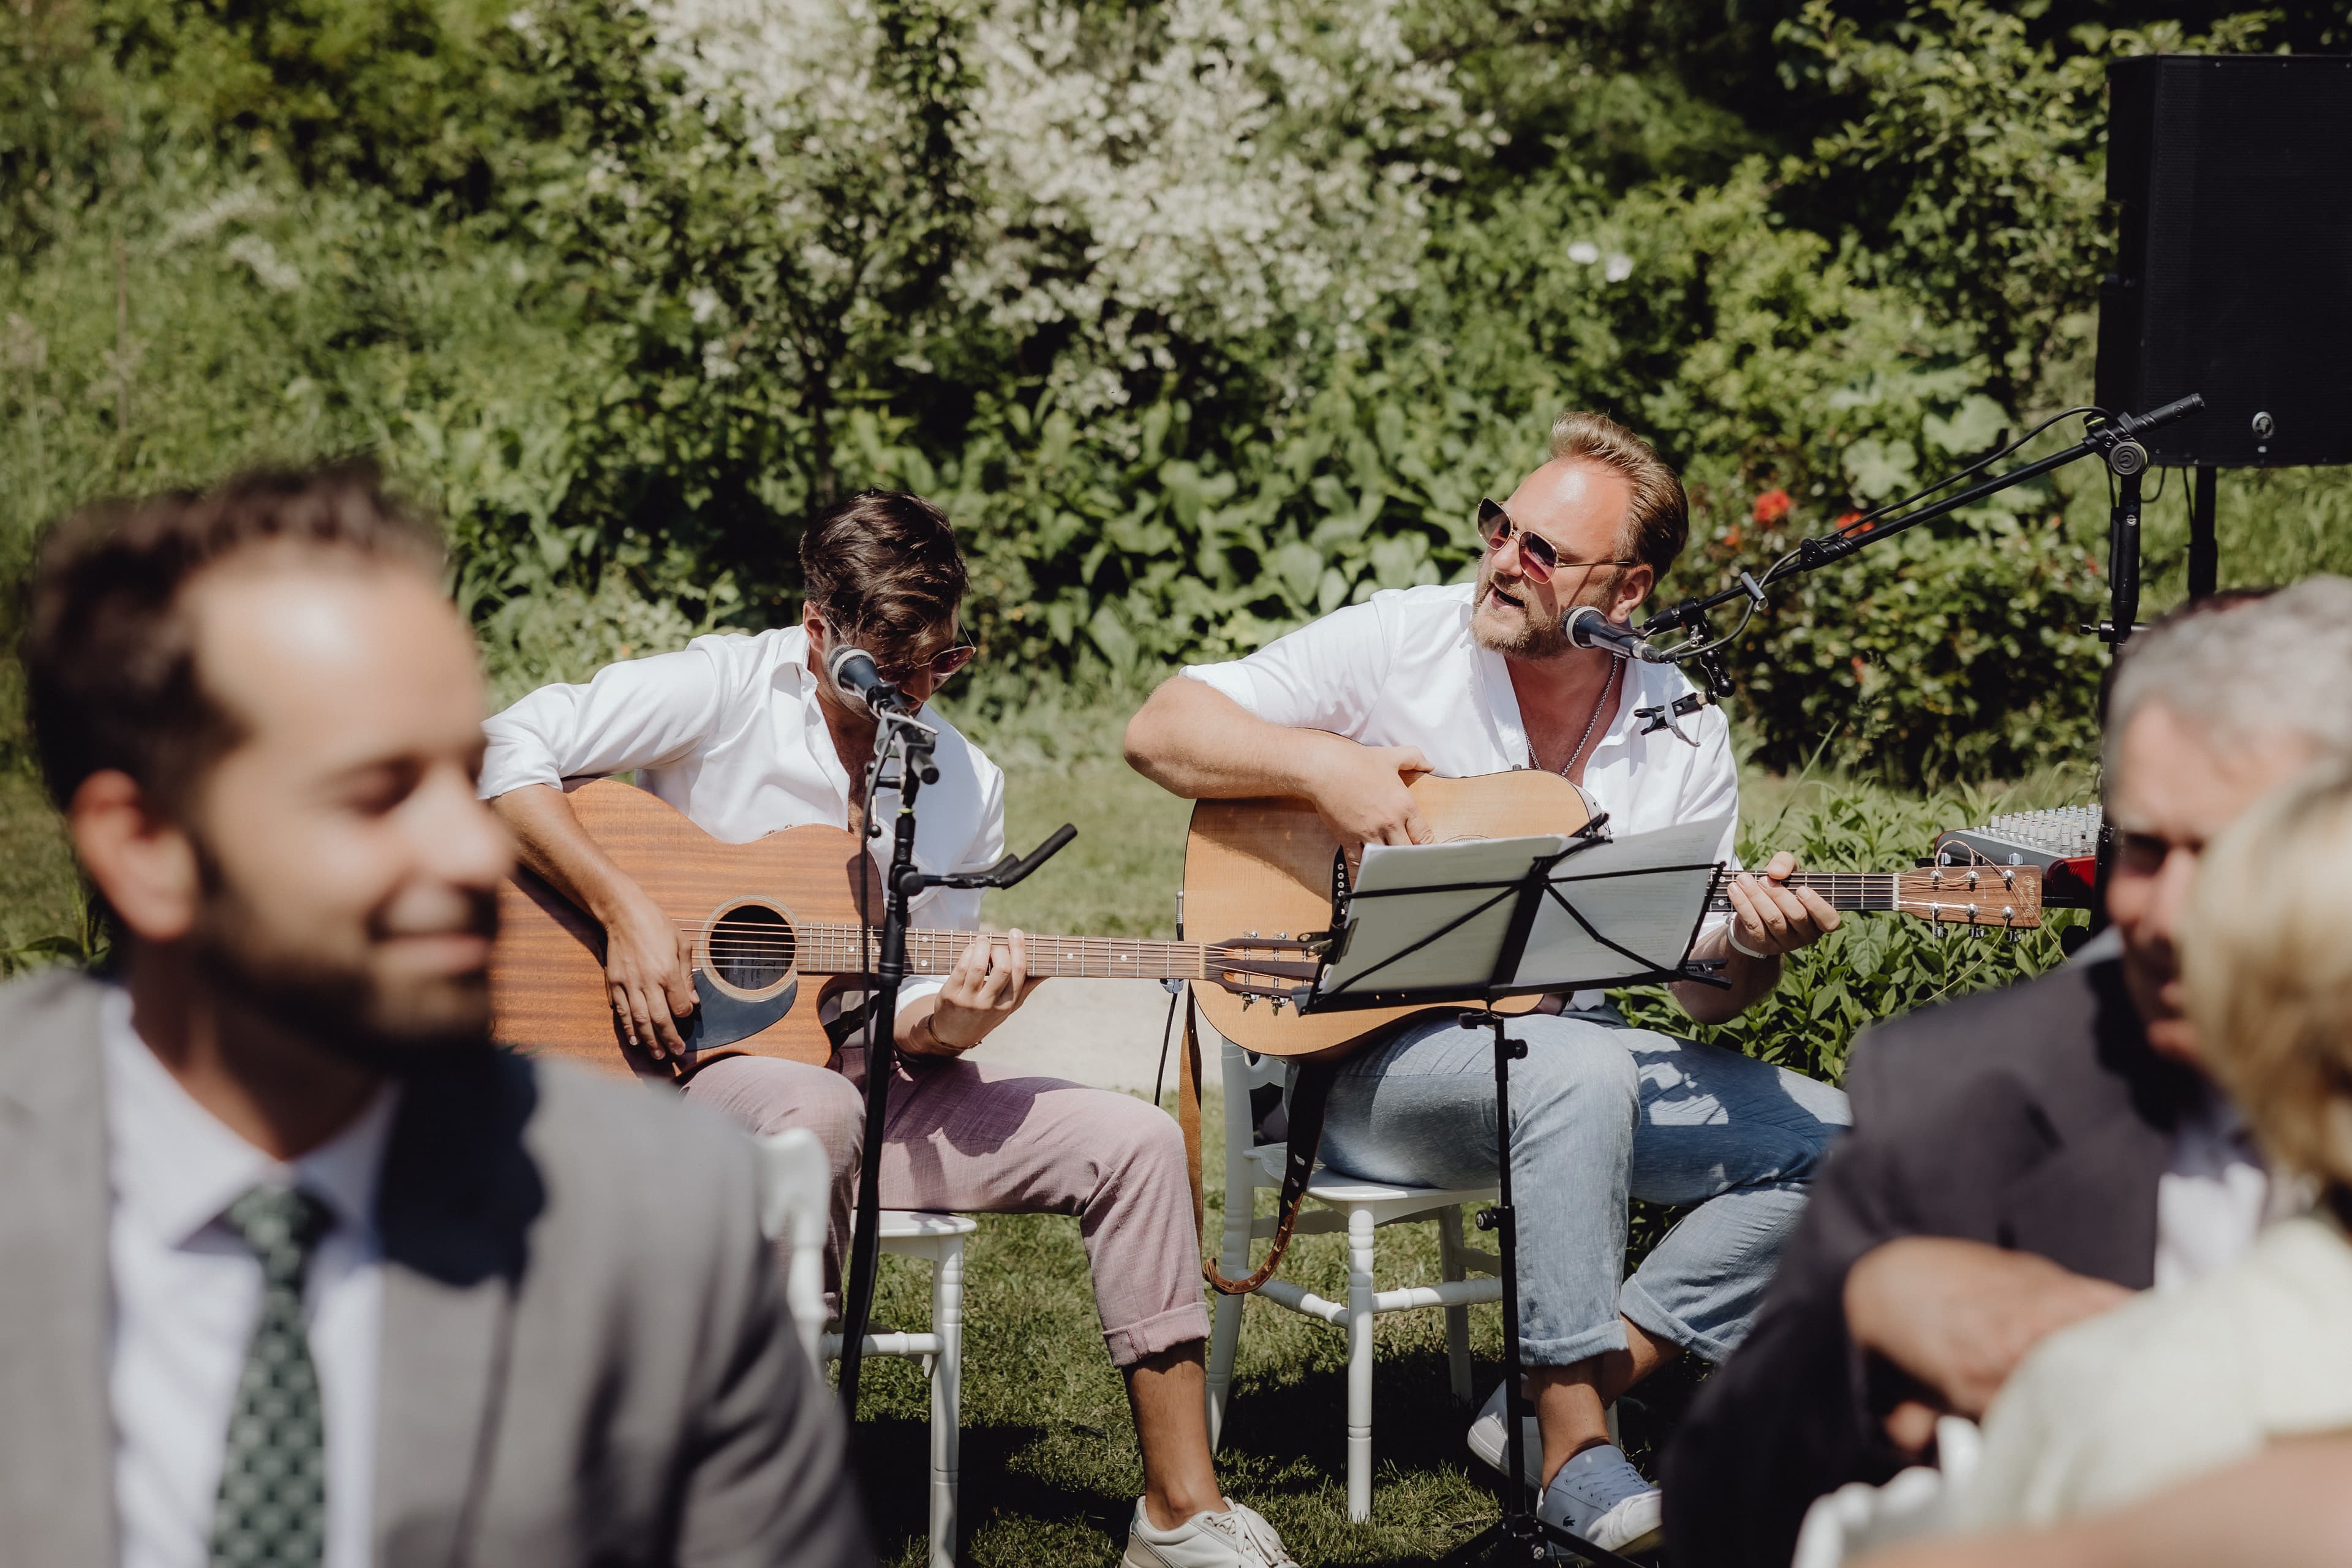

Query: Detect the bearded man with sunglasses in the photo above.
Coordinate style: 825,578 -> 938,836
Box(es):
1126,412 -> 1852,1555
483,489 -> 1300,1568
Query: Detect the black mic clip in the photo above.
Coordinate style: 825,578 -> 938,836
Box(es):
1635,692 -> 1709,746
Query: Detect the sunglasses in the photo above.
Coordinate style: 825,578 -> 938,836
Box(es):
881,641 -> 979,684
1477,498 -> 1637,586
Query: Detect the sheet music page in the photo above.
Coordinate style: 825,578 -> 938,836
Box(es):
1518,813 -> 1732,987
1316,835 -> 1570,998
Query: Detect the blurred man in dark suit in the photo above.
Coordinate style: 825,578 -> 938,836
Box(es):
1664,578 -> 2352,1568
0,466 -> 869,1567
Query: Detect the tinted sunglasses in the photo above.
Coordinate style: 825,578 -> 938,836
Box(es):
1476,498 -> 1637,586
882,641 -> 979,684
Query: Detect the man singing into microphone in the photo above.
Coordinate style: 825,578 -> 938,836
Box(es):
481,491 -> 1300,1567
1125,411 -> 1851,1553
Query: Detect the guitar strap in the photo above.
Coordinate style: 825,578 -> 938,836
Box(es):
1204,1052 -> 1340,1297
1177,987 -> 1205,1243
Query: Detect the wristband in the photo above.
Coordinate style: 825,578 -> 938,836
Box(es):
1727,924 -> 1773,960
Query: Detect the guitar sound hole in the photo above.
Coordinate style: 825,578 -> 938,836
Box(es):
707,903 -> 796,992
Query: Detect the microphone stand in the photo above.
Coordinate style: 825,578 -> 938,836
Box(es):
834,703 -> 1076,1416
1635,393 -> 2205,669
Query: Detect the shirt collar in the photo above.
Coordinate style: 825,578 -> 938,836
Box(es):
101,984 -> 401,1249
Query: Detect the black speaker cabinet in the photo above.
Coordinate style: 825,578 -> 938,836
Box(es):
2098,55 -> 2352,469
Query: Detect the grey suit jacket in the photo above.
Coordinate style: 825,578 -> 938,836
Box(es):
0,969 -> 871,1567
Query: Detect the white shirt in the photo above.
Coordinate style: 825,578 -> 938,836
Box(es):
479,625 -> 1007,1019
2154,1088 -> 2274,1290
1951,1212 -> 2352,1529
1183,582 -> 1740,1004
104,987 -> 397,1568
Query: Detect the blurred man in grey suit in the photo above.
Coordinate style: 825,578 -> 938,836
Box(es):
0,466 -> 869,1567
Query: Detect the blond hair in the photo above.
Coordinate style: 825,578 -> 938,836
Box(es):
1547,410 -> 1689,577
2185,760 -> 2352,1192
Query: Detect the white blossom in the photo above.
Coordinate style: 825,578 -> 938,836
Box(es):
646,0 -> 1486,408
1603,252 -> 1632,283
1567,241 -> 1600,265
224,235 -> 301,293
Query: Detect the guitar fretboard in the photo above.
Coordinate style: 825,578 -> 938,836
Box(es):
1704,873 -> 1904,913
789,924 -> 1214,981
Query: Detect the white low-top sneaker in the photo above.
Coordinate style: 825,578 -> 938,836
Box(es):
1121,1498 -> 1298,1567
1538,1443 -> 1663,1556
1466,1381 -> 1544,1488
1467,1382 -> 1623,1490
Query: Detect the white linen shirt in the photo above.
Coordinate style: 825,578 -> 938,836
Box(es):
478,625 -> 1008,1019
104,986 -> 397,1568
1183,582 -> 1740,1006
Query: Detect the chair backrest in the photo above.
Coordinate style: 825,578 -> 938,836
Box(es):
752,1128 -> 831,1367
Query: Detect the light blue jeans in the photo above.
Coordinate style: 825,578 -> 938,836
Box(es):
1312,1006 -> 1851,1366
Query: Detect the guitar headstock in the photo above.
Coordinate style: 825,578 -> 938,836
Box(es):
1891,851 -> 2044,929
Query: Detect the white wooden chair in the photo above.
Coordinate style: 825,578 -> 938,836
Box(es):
753,1131 -> 974,1568
1202,1035 -> 1504,1521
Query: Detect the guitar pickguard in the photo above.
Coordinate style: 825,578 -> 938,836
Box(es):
681,970 -> 801,1052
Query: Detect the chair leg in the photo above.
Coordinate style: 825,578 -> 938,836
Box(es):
1436,1205 -> 1473,1404
1206,1038 -> 1257,1450
1346,1205 -> 1376,1523
929,1235 -> 963,1568
1205,1289 -> 1245,1452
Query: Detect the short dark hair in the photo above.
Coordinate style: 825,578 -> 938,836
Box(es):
1547,410 -> 1689,578
799,490 -> 968,669
24,462 -> 445,816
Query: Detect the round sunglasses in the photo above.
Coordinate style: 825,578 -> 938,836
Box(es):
1476,498 -> 1636,586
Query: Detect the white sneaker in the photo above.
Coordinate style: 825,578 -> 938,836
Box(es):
1121,1498 -> 1299,1567
1467,1380 -> 1544,1488
1466,1382 -> 1623,1489
1538,1444 -> 1663,1556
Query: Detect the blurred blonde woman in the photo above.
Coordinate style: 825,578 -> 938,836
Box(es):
1864,761 -> 2352,1565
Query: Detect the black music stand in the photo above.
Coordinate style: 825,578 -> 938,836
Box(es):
1301,815 -> 1730,1566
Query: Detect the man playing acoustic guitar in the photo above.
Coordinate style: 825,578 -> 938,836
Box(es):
1124,411 -> 1853,1553
480,491 -> 1299,1568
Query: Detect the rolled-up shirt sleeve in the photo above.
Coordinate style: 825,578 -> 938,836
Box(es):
478,646 -> 733,800
1180,598 -> 1395,735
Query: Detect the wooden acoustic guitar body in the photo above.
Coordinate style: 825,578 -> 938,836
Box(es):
491,779 -> 878,1078
1183,769 -> 1594,1060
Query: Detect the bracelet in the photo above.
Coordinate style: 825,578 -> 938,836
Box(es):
1727,924 -> 1773,960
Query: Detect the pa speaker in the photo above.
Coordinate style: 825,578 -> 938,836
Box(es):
2097,55 -> 2352,469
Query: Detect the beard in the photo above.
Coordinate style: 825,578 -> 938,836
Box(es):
1471,556 -> 1621,660
188,845 -> 499,1071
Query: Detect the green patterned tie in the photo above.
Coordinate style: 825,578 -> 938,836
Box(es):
209,1186 -> 334,1568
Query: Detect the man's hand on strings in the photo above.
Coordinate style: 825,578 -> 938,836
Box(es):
1306,742 -> 1434,851
1724,850 -> 1841,957
604,887 -> 698,1061
911,929 -> 1031,1055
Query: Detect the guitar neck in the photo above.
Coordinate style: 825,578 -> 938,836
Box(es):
1705,873 -> 1904,913
796,924 -> 1210,981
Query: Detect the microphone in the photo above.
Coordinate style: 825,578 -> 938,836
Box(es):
1562,605 -> 1671,663
826,644 -> 915,716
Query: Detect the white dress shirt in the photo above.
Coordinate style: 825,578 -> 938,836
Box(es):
1183,582 -> 1739,1005
104,987 -> 398,1568
479,625 -> 1008,1019
2154,1087 -> 2275,1290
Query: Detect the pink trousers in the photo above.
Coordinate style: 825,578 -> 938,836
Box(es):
684,1047 -> 1207,1368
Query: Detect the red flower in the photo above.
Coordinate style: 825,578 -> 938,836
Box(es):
1835,511 -> 1864,532
1752,489 -> 1792,524
1722,526 -> 1744,549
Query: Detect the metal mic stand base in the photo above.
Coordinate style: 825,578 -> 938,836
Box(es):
1441,1009 -> 1651,1568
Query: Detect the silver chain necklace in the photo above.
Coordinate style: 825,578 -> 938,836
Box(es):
1550,654 -> 1621,779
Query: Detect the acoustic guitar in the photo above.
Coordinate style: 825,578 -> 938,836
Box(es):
490,772 -> 2044,1076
